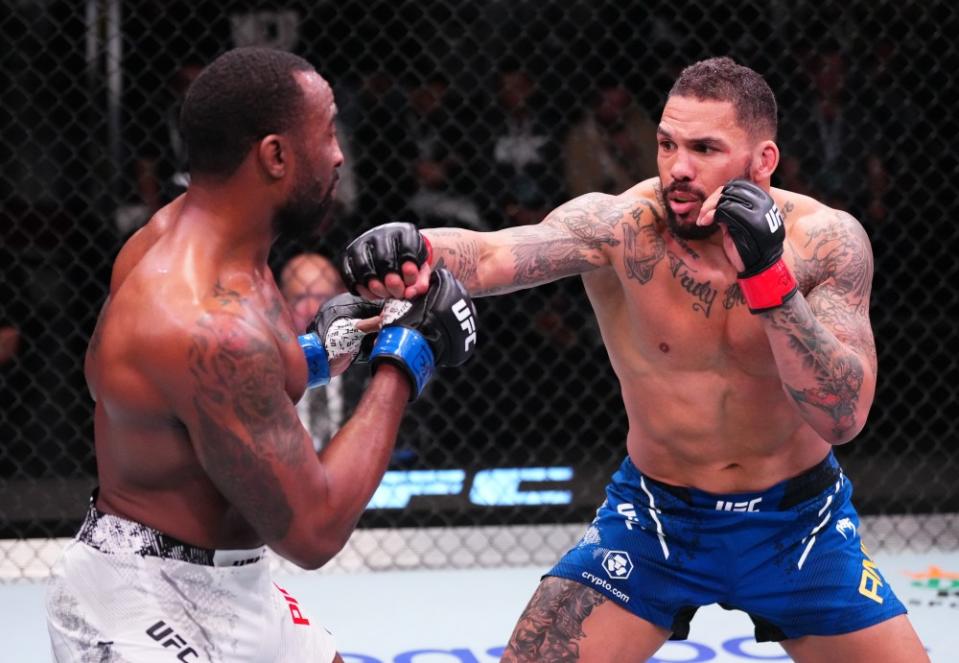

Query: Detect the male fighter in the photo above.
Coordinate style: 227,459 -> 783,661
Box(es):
340,57 -> 928,662
46,47 -> 477,662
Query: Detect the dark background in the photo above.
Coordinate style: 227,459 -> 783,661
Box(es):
1,0 -> 956,552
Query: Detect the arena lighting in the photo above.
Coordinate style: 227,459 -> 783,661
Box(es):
367,467 -> 574,509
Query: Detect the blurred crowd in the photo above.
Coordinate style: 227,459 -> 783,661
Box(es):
0,0 -> 938,496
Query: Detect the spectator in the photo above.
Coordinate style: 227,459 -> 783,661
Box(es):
480,59 -> 562,221
351,59 -> 415,223
564,76 -> 658,197
133,60 -> 204,215
778,43 -> 888,224
0,326 -> 18,366
404,71 -> 483,229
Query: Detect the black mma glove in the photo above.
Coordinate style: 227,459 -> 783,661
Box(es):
298,294 -> 382,389
714,179 -> 798,313
369,268 -> 478,400
340,222 -> 432,295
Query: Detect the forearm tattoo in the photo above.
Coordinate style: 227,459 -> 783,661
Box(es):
502,579 -> 607,662
426,228 -> 481,289
187,283 -> 302,541
765,211 -> 876,438
764,300 -> 865,439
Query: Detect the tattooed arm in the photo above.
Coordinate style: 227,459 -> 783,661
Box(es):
762,211 -> 877,445
165,307 -> 410,569
422,193 -> 627,296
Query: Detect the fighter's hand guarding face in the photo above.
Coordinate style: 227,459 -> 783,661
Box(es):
340,222 -> 432,300
696,179 -> 798,313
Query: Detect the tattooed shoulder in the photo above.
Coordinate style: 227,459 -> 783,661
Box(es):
794,209 -> 873,305
185,307 -> 301,541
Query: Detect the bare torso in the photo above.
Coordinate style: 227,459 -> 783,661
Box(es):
85,199 -> 309,548
571,180 -> 838,491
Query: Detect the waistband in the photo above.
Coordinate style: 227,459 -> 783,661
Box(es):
624,453 -> 843,512
77,494 -> 267,567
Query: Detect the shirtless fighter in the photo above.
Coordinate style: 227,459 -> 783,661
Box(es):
46,47 -> 477,662
339,57 -> 928,662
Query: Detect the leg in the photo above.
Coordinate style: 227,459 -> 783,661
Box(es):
780,614 -> 930,663
501,577 -> 670,663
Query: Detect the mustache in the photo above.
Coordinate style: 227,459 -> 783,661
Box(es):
664,181 -> 706,200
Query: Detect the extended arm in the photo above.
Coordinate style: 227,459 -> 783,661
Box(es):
762,213 -> 877,444
342,193 -> 627,299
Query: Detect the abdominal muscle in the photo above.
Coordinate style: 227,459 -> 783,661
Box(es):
620,369 -> 832,493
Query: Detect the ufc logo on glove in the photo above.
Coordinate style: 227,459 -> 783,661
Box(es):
452,299 -> 477,352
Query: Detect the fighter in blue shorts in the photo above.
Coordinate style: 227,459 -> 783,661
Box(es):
340,56 -> 928,661
550,453 -> 905,642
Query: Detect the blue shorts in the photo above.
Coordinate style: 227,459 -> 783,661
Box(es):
547,453 -> 906,641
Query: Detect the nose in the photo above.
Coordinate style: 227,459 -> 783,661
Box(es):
669,148 -> 695,183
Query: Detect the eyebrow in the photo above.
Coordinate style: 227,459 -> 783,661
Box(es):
657,127 -> 727,149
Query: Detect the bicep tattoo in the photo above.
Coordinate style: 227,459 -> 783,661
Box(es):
796,211 -> 877,366
509,195 -> 624,287
187,305 -> 304,541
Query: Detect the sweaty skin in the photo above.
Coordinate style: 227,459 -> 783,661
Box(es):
346,90 -> 927,663
394,95 -> 878,494
84,70 -> 411,570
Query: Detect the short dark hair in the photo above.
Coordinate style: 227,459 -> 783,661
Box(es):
668,57 -> 778,140
180,47 -> 315,177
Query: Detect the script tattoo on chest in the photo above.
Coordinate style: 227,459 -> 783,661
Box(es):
621,203 -> 746,317
723,282 -> 746,310
667,252 -> 719,318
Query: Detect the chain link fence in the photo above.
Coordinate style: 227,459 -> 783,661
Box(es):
1,0 -> 957,580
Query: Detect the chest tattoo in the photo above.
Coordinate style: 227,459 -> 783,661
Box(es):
667,252 -> 719,318
622,221 -> 665,284
723,282 -> 747,310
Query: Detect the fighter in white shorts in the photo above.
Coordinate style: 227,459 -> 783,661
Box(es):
47,48 -> 478,662
48,496 -> 336,662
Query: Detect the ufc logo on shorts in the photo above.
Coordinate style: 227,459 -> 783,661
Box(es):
145,620 -> 199,661
715,497 -> 762,512
452,299 -> 477,351
765,206 -> 784,233
617,502 -> 640,530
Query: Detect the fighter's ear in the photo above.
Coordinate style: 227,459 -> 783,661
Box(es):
751,139 -> 780,182
257,134 -> 288,180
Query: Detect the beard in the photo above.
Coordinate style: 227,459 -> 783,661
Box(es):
660,180 -> 716,240
274,168 -> 338,238
661,166 -> 752,241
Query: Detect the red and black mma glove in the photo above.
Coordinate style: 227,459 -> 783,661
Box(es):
714,179 -> 798,313
370,269 -> 478,400
298,294 -> 383,389
340,222 -> 432,295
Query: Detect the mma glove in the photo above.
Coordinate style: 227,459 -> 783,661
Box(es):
298,294 -> 382,389
714,179 -> 798,313
340,222 -> 432,295
370,268 -> 478,400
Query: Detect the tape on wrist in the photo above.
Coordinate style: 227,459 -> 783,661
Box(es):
370,326 -> 435,399
738,259 -> 799,313
297,333 -> 330,389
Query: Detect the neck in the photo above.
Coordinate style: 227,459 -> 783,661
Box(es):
178,180 -> 275,270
